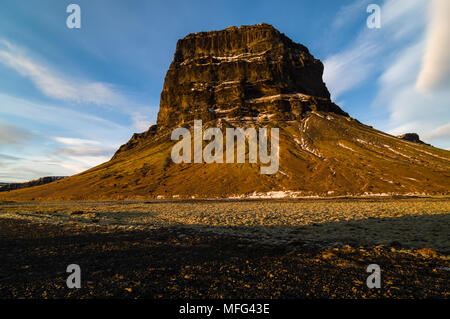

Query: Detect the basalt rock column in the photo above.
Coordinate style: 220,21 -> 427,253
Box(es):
156,23 -> 346,131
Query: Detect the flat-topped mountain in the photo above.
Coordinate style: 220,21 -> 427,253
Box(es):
1,24 -> 449,200
114,23 -> 346,159
156,23 -> 345,131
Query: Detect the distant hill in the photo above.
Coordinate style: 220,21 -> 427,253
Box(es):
1,24 -> 449,200
0,176 -> 67,192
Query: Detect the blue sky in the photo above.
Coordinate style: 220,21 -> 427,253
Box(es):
0,0 -> 449,182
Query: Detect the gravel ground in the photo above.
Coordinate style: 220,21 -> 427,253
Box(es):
1,198 -> 449,250
0,198 -> 449,298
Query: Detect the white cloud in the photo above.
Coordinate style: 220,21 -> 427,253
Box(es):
53,135 -> 115,157
331,0 -> 371,29
0,121 -> 32,145
0,153 -> 112,183
374,38 -> 450,147
0,153 -> 21,161
0,93 -> 131,182
423,122 -> 450,140
379,41 -> 424,90
0,39 -> 124,106
323,0 -> 427,99
323,40 -> 380,99
416,0 -> 450,92
324,0 -> 449,149
55,156 -> 111,174
55,145 -> 116,157
368,1 -> 450,149
0,38 -> 158,182
53,137 -> 101,146
131,112 -> 154,131
382,0 -> 427,38
0,93 -> 125,134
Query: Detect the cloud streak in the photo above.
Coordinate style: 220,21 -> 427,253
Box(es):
323,40 -> 379,99
0,39 -> 123,106
0,93 -> 131,182
331,0 -> 371,29
416,0 -> 450,92
131,112 -> 154,131
55,145 -> 116,157
323,0 -> 427,99
53,137 -> 101,146
0,121 -> 32,145
423,122 -> 450,140
324,0 -> 450,149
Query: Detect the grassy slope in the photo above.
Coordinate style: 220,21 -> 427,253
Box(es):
1,112 -> 449,200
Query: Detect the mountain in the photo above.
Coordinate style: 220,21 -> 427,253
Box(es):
1,23 -> 449,200
0,176 -> 67,192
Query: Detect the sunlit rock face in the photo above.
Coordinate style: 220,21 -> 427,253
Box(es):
157,23 -> 346,130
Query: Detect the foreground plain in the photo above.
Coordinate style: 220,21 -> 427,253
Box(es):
0,198 -> 449,298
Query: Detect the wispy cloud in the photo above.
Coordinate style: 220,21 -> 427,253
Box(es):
0,39 -> 124,106
331,0 -> 371,29
53,137 -> 101,146
323,0 -> 427,99
55,145 -> 116,157
0,33 -> 160,181
416,0 -> 450,92
368,0 -> 450,148
0,153 -> 111,182
0,93 -> 125,133
422,122 -> 450,140
324,0 -> 449,149
0,93 -> 131,182
0,121 -> 32,145
323,40 -> 380,99
131,111 -> 154,131
0,153 -> 21,161
53,136 -> 115,157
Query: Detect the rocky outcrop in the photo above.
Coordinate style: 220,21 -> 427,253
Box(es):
156,23 -> 347,131
397,133 -> 429,145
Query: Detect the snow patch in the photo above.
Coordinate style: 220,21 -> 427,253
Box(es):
246,92 -> 312,104
296,137 -> 324,159
338,142 -> 356,152
417,149 -> 450,162
383,144 -> 413,159
278,171 -> 289,177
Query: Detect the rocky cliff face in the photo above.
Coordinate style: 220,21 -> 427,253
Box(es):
156,23 -> 346,131
114,23 -> 347,159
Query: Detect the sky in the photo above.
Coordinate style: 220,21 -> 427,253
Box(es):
0,0 -> 449,182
